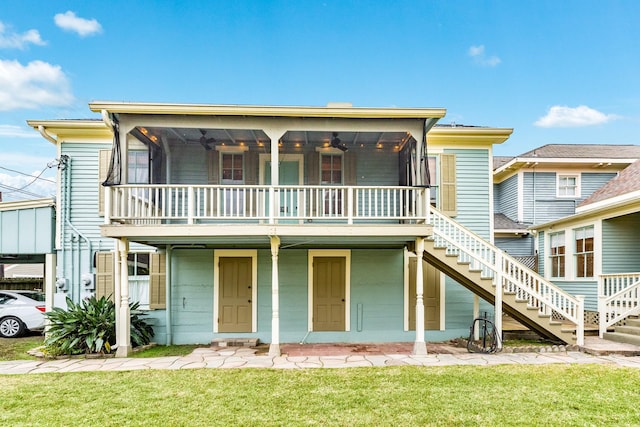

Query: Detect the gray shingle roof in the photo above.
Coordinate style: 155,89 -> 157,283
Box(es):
579,159 -> 640,207
494,213 -> 528,231
516,144 -> 640,159
493,156 -> 513,170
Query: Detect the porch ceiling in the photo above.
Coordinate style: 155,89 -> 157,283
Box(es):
139,127 -> 414,151
100,224 -> 433,249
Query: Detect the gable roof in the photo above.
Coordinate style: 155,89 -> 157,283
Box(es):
516,144 -> 640,159
579,159 -> 640,208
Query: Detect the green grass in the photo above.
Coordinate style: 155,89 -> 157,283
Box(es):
0,334 -> 43,360
1,364 -> 639,426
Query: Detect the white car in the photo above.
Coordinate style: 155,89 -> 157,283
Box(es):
0,290 -> 46,338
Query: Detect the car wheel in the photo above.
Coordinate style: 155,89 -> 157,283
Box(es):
0,316 -> 26,338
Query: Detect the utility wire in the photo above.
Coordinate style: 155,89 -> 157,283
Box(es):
0,165 -> 56,184
0,183 -> 45,199
0,164 -> 51,196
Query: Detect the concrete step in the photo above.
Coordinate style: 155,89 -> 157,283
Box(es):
614,325 -> 640,336
211,338 -> 259,348
625,318 -> 640,328
603,331 -> 640,346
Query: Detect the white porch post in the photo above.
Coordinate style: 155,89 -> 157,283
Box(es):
115,238 -> 131,357
269,235 -> 281,357
473,295 -> 480,341
264,129 -> 285,225
576,295 -> 585,346
413,237 -> 427,355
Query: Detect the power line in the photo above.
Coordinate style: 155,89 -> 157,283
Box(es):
0,165 -> 56,184
0,165 -> 50,196
0,183 -> 46,199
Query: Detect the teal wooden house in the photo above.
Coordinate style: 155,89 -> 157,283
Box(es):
28,102 -> 585,357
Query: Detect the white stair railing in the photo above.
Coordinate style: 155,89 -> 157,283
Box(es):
598,273 -> 640,337
428,206 -> 584,345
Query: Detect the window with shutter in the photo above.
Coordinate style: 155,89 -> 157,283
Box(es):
149,252 -> 166,309
95,251 -> 115,301
440,153 -> 457,216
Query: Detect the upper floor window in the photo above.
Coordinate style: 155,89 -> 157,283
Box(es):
574,226 -> 594,278
557,174 -> 579,198
128,151 -> 149,184
549,232 -> 565,278
221,153 -> 244,184
321,154 -> 342,185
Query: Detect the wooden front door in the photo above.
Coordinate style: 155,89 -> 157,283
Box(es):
218,257 -> 253,333
408,257 -> 441,330
313,257 -> 346,331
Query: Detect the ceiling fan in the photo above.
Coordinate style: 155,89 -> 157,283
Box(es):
193,129 -> 215,151
330,132 -> 348,152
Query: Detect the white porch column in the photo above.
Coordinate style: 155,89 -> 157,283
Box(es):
269,235 -> 281,357
494,252 -> 504,350
115,238 -> 131,357
473,295 -> 480,341
263,129 -> 285,225
413,237 -> 427,355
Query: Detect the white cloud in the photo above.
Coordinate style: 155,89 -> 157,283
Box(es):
0,21 -> 46,49
468,44 -> 501,67
0,125 -> 40,138
0,59 -> 74,111
54,11 -> 102,37
534,105 -> 617,128
0,171 -> 56,201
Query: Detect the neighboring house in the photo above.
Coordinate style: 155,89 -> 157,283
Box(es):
493,144 -> 640,265
28,102 -> 585,357
532,159 -> 640,337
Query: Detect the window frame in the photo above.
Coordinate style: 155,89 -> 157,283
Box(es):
574,226 -> 594,278
549,231 -> 566,279
557,174 -> 580,198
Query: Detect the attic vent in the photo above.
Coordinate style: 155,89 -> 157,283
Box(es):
326,102 -> 353,108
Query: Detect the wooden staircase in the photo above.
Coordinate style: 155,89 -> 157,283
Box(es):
426,206 -> 584,345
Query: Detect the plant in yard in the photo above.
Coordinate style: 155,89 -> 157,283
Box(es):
44,296 -> 154,356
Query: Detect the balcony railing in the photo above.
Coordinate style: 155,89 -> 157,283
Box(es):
104,185 -> 429,225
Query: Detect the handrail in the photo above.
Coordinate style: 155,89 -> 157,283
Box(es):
598,274 -> 640,337
428,205 -> 584,345
105,184 -> 428,224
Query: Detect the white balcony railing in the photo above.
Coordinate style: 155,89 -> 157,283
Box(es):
104,185 -> 429,225
598,272 -> 640,337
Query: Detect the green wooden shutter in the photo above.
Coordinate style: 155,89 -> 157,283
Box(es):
306,151 -> 320,185
244,150 -> 258,185
344,151 -> 357,186
98,150 -> 111,216
95,251 -> 115,301
149,252 -> 166,309
440,153 -> 457,216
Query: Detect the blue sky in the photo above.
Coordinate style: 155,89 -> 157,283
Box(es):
1,0 -> 639,201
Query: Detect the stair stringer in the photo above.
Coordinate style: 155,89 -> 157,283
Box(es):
422,242 -> 574,343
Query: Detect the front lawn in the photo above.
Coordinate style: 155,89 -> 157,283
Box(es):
1,364 -> 639,426
0,334 -> 43,360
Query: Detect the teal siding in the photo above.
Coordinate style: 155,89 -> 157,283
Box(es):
170,249 -> 215,344
171,143 -> 208,184
602,213 -> 640,274
550,280 -> 598,311
523,172 -> 576,225
0,205 -> 54,254
447,149 -> 491,238
495,236 -> 534,257
355,150 -> 398,186
495,175 -> 518,220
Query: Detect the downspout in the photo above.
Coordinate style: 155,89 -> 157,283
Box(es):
62,158 -> 92,303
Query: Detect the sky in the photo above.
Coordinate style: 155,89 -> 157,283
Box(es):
1,0 -> 639,201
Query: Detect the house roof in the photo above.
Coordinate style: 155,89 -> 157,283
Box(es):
494,213 -> 528,232
579,159 -> 640,208
493,156 -> 513,170
494,143 -> 640,182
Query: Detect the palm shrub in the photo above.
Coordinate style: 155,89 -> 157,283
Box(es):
44,296 -> 154,355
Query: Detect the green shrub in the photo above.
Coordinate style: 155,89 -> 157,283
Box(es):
44,296 -> 154,355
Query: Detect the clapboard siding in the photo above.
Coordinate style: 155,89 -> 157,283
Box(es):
537,231 -> 545,277
602,212 -> 640,274
446,149 -> 491,238
495,175 -> 518,219
550,280 -> 598,311
579,172 -> 616,203
495,236 -> 534,257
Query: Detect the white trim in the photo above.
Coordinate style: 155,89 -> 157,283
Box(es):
517,171 -> 524,223
307,249 -> 351,332
213,249 -> 258,333
403,247 -> 410,331
556,172 -> 581,198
